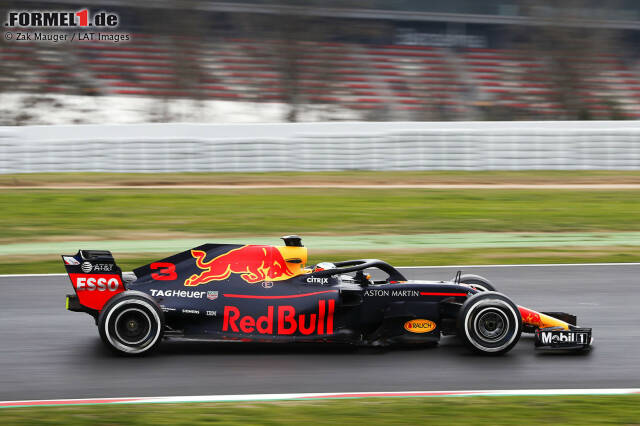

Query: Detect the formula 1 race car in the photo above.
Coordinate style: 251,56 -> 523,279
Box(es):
63,236 -> 592,356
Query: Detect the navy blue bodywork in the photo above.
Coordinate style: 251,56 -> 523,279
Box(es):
120,244 -> 476,346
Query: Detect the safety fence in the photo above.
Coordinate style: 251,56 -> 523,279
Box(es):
1,121 -> 639,172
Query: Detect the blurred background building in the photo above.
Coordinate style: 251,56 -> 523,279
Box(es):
2,0 -> 640,124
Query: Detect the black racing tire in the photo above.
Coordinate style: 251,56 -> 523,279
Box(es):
456,292 -> 522,355
98,291 -> 164,356
459,274 -> 496,292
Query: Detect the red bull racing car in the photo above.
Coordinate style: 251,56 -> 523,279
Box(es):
63,236 -> 592,356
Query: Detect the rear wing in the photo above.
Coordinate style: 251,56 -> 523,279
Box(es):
62,250 -> 125,314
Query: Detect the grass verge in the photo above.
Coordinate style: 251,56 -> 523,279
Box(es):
1,395 -> 639,425
2,246 -> 639,274
2,189 -> 640,243
2,170 -> 640,187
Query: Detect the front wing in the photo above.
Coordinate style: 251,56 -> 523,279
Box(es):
519,306 -> 592,351
534,327 -> 593,350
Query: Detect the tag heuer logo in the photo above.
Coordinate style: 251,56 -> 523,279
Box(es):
81,262 -> 93,273
207,291 -> 218,300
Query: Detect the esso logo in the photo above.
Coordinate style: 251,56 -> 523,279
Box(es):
404,319 -> 436,334
75,276 -> 120,292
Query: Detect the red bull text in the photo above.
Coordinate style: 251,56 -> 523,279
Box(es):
223,300 -> 335,335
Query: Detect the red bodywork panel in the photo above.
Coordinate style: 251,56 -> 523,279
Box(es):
68,273 -> 124,311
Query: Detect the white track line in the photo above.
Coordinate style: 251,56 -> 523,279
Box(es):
1,388 -> 638,408
399,262 -> 640,269
1,263 -> 639,279
3,184 -> 640,189
0,273 -> 67,278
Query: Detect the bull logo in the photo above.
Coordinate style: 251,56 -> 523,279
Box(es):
184,245 -> 294,286
518,306 -> 541,326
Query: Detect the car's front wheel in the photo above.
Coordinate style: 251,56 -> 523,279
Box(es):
98,291 -> 164,356
460,274 -> 496,292
457,292 -> 522,355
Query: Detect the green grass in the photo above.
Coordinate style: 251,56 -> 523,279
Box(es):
2,170 -> 640,186
2,246 -> 639,274
1,189 -> 640,243
1,396 -> 639,425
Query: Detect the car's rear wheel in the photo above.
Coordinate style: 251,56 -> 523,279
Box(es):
460,274 -> 496,292
457,292 -> 522,355
98,292 -> 164,356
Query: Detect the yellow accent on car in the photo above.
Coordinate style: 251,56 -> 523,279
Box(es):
277,246 -> 309,276
538,312 -> 571,330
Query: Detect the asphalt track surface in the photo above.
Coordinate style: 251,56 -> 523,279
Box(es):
1,264 -> 639,401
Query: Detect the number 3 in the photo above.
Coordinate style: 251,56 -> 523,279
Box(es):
151,262 -> 177,280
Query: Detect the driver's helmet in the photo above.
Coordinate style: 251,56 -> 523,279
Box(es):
314,262 -> 336,272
